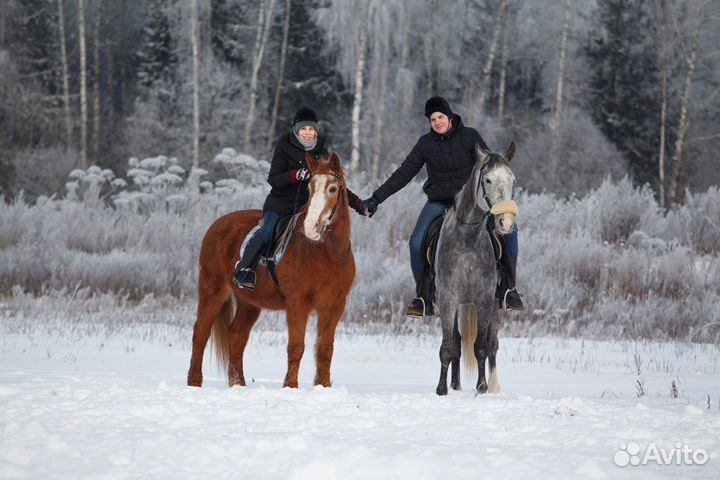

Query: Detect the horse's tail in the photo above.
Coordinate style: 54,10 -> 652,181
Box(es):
211,294 -> 236,373
459,303 -> 478,379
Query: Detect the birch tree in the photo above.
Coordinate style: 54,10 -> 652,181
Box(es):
245,0 -> 275,150
0,2 -> 6,47
78,0 -> 88,168
369,3 -> 390,185
666,24 -> 700,206
268,0 -> 292,149
57,0 -> 72,151
654,0 -> 669,205
550,0 -> 573,137
497,17 -> 508,119
92,0 -> 103,160
191,0 -> 200,168
473,0 -> 506,121
349,1 -> 369,175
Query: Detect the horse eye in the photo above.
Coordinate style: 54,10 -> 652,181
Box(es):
328,186 -> 338,193
485,179 -> 492,184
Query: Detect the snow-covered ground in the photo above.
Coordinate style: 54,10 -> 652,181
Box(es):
1,321 -> 719,479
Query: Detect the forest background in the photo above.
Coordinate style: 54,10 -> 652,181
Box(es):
1,0 -> 719,342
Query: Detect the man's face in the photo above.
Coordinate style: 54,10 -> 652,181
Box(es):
429,112 -> 452,135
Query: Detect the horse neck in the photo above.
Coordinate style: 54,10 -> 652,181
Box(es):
454,176 -> 486,223
329,189 -> 351,246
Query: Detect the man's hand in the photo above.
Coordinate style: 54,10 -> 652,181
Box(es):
358,196 -> 379,218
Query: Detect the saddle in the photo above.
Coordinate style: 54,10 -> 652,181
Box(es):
240,213 -> 299,265
420,211 -> 504,307
419,213 -> 446,309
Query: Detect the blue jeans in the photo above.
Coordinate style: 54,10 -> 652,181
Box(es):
409,201 -> 520,273
409,201 -> 452,273
257,211 -> 281,243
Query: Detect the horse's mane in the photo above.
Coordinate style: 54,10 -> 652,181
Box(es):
453,152 -> 507,221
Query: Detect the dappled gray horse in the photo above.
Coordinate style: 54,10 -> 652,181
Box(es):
434,142 -> 518,396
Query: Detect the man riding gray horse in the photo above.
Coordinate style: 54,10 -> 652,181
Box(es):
359,96 -> 524,317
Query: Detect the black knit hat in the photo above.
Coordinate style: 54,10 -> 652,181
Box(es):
293,106 -> 318,125
424,96 -> 453,118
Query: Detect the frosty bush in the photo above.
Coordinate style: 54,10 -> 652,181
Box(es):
1,152 -> 719,343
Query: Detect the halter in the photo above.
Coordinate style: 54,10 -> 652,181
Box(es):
318,171 -> 345,225
477,160 -> 518,217
311,171 -> 351,261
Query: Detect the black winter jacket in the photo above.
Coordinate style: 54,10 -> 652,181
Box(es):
263,133 -> 361,215
371,115 -> 490,204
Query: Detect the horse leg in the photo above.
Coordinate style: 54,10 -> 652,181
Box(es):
474,318 -> 490,395
436,307 -> 455,396
314,298 -> 347,387
187,281 -> 228,387
450,310 -> 462,390
227,299 -> 261,387
283,302 -> 312,388
487,315 -> 501,393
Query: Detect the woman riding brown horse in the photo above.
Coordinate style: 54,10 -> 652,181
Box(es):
187,152 -> 355,388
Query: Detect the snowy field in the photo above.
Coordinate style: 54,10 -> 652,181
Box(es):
1,313 -> 719,480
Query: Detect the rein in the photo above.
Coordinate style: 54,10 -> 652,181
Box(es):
455,163 -> 490,226
475,161 -> 519,217
316,171 -> 351,262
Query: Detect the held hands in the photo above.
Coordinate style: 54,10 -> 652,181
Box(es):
295,168 -> 312,182
358,196 -> 379,218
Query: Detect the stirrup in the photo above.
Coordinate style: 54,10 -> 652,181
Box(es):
233,263 -> 256,291
497,288 -> 524,311
406,297 -> 426,318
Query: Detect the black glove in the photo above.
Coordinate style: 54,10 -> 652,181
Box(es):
359,196 -> 379,218
351,199 -> 366,216
295,168 -> 312,182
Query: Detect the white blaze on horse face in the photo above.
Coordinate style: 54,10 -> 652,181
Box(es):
485,164 -> 516,235
303,175 -> 328,241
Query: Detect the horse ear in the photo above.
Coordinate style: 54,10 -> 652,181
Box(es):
329,152 -> 344,176
475,143 -> 490,164
506,141 -> 516,164
306,153 -> 317,172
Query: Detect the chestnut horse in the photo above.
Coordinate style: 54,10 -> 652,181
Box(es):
187,152 -> 355,388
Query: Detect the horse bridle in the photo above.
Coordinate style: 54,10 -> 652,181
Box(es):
320,171 -> 345,226
311,171 -> 351,261
477,160 -> 519,218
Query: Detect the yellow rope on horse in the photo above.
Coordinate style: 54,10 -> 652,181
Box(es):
490,199 -> 518,216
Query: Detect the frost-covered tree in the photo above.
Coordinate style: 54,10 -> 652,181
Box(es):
585,0 -> 661,189
136,0 -> 177,89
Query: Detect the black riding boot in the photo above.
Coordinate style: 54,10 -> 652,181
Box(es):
407,271 -> 434,317
232,235 -> 267,291
496,255 -> 524,311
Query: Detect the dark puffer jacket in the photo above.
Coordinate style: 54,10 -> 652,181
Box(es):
263,133 -> 361,215
371,114 -> 489,204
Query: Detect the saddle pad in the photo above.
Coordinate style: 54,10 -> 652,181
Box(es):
423,213 -> 446,268
239,213 -> 300,265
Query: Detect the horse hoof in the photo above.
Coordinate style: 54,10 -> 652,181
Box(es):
476,380 -> 488,395
451,382 -> 461,391
436,384 -> 448,396
228,378 -> 246,388
187,375 -> 203,387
